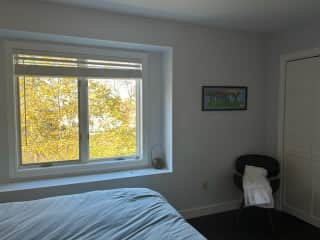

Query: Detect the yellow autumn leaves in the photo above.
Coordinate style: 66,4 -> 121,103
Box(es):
19,76 -> 136,164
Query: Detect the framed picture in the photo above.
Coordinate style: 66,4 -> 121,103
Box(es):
202,86 -> 248,111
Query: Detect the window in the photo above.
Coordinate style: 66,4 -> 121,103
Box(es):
10,48 -> 147,177
88,78 -> 138,160
18,75 -> 80,165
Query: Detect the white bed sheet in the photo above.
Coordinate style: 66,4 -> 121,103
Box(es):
0,188 -> 206,240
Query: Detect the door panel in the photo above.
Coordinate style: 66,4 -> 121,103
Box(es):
284,58 -> 318,214
312,62 -> 320,219
312,159 -> 320,219
284,150 -> 311,212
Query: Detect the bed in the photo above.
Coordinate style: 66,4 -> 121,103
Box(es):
0,188 -> 206,240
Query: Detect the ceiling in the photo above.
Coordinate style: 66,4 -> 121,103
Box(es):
40,0 -> 320,32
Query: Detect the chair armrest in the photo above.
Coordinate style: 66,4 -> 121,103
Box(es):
270,178 -> 280,193
233,173 -> 243,191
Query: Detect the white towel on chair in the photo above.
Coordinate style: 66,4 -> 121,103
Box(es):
243,165 -> 274,208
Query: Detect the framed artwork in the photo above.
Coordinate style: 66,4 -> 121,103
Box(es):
202,86 -> 248,111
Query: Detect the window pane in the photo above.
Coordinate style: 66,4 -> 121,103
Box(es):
88,79 -> 137,159
18,76 -> 79,165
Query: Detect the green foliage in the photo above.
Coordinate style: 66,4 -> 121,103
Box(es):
88,79 -> 136,159
19,76 -> 137,165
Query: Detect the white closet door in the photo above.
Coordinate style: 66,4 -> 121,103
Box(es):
311,57 -> 320,220
284,58 -> 317,216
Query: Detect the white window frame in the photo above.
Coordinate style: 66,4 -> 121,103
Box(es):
5,41 -> 150,179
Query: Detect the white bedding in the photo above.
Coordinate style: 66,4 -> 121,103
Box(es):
0,188 -> 206,240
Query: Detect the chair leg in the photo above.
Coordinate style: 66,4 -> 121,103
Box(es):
267,208 -> 275,233
234,198 -> 245,229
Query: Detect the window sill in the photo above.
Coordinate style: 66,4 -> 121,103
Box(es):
0,168 -> 172,193
10,158 -> 149,179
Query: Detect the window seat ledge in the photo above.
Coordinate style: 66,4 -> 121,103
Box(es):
0,168 -> 172,193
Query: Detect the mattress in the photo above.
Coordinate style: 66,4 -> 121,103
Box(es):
0,188 -> 206,240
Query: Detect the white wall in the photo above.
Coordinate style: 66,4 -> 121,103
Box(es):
0,0 -> 267,216
265,24 -> 320,157
0,40 -> 9,184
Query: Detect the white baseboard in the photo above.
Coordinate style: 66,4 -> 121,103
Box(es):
179,200 -> 241,219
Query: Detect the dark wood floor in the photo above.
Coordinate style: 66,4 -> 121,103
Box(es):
188,208 -> 320,240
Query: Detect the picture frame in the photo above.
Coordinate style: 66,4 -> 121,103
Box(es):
202,86 -> 248,111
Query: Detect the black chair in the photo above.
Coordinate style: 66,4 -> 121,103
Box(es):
233,154 -> 280,232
